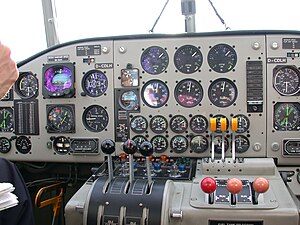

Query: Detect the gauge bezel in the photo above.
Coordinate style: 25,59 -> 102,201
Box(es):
15,72 -> 39,99
0,107 -> 14,132
82,70 -> 108,97
170,115 -> 188,133
233,114 -> 250,133
170,135 -> 188,153
130,115 -> 148,133
235,135 -> 250,153
190,135 -> 209,153
190,115 -> 208,133
0,137 -> 11,153
150,115 -> 168,134
150,135 -> 168,153
15,136 -> 32,154
273,102 -> 300,131
82,105 -> 109,132
141,80 -> 169,108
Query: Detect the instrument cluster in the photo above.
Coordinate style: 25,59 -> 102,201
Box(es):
0,31 -> 300,165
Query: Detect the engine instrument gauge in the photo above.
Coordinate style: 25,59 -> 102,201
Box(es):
43,64 -> 75,98
170,135 -> 188,153
15,136 -> 32,154
273,103 -> 300,131
132,135 -> 148,151
130,116 -> 148,133
0,107 -> 13,132
273,66 -> 300,96
151,135 -> 168,153
142,80 -> 169,108
119,90 -> 139,111
82,105 -> 109,132
47,105 -> 75,133
0,137 -> 11,153
174,79 -> 203,107
150,115 -> 168,134
208,78 -> 238,107
212,135 -> 229,154
170,115 -> 188,133
233,114 -> 250,133
207,44 -> 237,73
141,46 -> 169,75
15,72 -> 38,99
53,136 -> 70,154
82,70 -> 108,97
235,135 -> 250,153
190,135 -> 209,153
174,45 -> 203,74
190,115 -> 208,133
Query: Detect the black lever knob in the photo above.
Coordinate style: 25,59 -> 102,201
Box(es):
101,139 -> 115,155
139,141 -> 153,157
123,139 -> 137,155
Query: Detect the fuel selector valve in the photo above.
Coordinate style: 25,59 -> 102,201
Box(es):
252,177 -> 269,204
226,178 -> 243,205
201,177 -> 217,204
139,141 -> 154,187
100,139 -> 115,183
122,139 -> 137,184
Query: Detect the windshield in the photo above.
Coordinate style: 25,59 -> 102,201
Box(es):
1,0 -> 299,61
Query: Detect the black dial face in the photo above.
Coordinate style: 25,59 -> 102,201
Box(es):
0,137 -> 11,153
213,115 -> 229,133
141,46 -> 169,75
82,105 -> 109,132
15,72 -> 38,98
190,115 -> 208,133
151,135 -> 168,153
53,136 -> 70,154
47,105 -> 75,133
235,135 -> 250,153
190,135 -> 209,153
119,90 -> 139,111
132,135 -> 148,150
130,116 -> 148,133
273,66 -> 300,96
174,79 -> 203,107
212,135 -> 229,154
82,70 -> 108,97
207,44 -> 237,73
174,45 -> 203,74
233,114 -> 250,133
208,78 -> 238,107
150,115 -> 168,133
15,136 -> 31,154
142,80 -> 169,108
274,103 -> 300,131
170,115 -> 188,133
0,107 -> 13,132
170,135 -> 188,153
43,64 -> 74,97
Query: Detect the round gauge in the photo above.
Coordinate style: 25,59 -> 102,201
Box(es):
0,108 -> 13,132
132,135 -> 148,151
53,136 -> 70,154
82,70 -> 108,97
151,135 -> 168,153
142,80 -> 169,108
207,44 -> 237,73
141,46 -> 169,75
273,66 -> 300,96
119,90 -> 139,111
150,115 -> 168,134
15,72 -> 38,98
190,135 -> 209,153
174,45 -> 203,74
82,105 -> 109,132
190,115 -> 208,133
43,65 -> 74,97
174,79 -> 203,107
170,115 -> 188,133
274,103 -> 300,131
212,135 -> 229,154
208,78 -> 238,107
0,137 -> 11,153
130,116 -> 148,133
15,136 -> 31,154
235,135 -> 250,153
213,115 -> 229,133
170,135 -> 188,153
47,105 -> 75,133
233,114 -> 250,133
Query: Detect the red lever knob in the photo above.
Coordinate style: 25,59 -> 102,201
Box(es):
201,177 -> 217,194
226,178 -> 243,194
253,177 -> 269,193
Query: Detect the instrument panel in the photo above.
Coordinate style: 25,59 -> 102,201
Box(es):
1,30 -> 300,165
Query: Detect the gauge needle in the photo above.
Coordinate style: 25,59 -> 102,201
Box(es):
285,82 -> 289,92
187,81 -> 191,92
221,82 -> 225,92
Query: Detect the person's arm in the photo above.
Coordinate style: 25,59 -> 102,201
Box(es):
0,43 -> 18,99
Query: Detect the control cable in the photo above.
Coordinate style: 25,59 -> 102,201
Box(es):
207,0 -> 230,30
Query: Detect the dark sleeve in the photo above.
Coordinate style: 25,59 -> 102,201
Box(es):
0,158 -> 35,225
